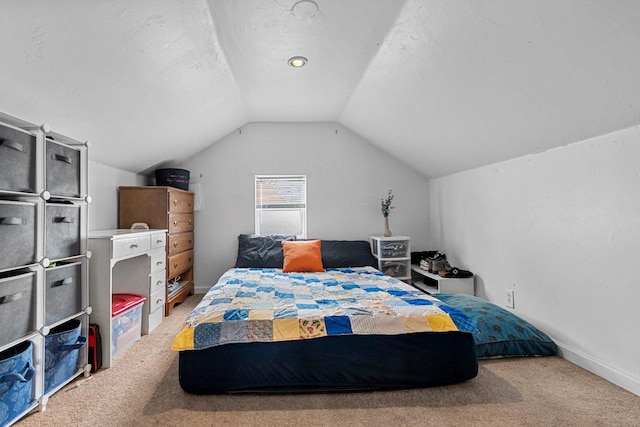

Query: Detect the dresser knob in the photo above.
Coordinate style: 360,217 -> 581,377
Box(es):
156,261 -> 163,265
188,239 -> 192,244
188,220 -> 192,225
173,220 -> 177,226
173,200 -> 178,206
130,243 -> 138,248
174,262 -> 178,268
157,298 -> 163,304
173,242 -> 178,247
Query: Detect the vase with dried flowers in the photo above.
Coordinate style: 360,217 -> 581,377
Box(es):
381,189 -> 394,237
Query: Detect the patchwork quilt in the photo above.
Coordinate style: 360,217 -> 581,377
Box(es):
172,267 -> 478,351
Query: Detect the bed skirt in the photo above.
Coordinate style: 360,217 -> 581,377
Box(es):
179,331 -> 478,394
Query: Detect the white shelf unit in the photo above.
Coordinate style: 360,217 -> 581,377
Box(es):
88,229 -> 167,369
370,235 -> 411,281
410,264 -> 475,295
0,112 -> 91,424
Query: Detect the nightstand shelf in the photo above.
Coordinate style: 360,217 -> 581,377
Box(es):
411,264 -> 474,295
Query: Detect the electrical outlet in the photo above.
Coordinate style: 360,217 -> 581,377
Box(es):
506,289 -> 515,309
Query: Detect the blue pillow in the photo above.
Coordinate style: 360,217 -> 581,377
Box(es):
435,293 -> 557,359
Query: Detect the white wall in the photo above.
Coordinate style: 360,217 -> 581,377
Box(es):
88,161 -> 145,230
179,122 -> 430,291
429,125 -> 640,396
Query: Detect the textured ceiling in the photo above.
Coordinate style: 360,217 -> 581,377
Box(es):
1,0 -> 640,177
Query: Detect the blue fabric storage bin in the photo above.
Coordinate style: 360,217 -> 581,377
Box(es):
0,341 -> 35,425
44,319 -> 86,393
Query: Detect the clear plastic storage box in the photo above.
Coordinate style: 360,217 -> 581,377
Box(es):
111,294 -> 145,357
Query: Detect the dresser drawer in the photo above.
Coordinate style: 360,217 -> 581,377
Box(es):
168,190 -> 194,213
168,213 -> 193,234
112,235 -> 151,259
149,287 -> 166,313
169,249 -> 194,278
150,232 -> 166,250
148,304 -> 163,332
168,232 -> 194,257
149,248 -> 165,274
149,269 -> 165,294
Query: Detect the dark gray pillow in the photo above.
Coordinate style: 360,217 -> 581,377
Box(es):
319,240 -> 378,268
235,234 -> 295,268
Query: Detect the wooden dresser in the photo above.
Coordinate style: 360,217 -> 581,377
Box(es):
118,186 -> 195,315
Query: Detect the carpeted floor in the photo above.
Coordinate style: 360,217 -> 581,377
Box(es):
18,294 -> 640,427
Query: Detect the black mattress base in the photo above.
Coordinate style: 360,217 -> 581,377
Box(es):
179,331 -> 478,394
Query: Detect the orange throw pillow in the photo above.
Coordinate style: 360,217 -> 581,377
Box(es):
281,240 -> 325,273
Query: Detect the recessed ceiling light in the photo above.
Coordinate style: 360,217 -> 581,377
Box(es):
288,56 -> 308,67
292,0 -> 318,19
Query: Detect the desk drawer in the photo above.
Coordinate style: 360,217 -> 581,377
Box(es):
149,288 -> 165,313
168,249 -> 193,278
150,232 -> 166,250
149,249 -> 165,274
149,269 -> 165,294
112,235 -> 151,259
168,213 -> 193,234
168,232 -> 194,257
168,190 -> 194,213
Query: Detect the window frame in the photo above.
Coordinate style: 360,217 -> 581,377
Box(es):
254,174 -> 307,239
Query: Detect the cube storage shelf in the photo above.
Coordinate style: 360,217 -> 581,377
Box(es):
0,112 -> 91,426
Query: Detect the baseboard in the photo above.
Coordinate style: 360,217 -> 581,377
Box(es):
557,343 -> 640,397
194,285 -> 209,295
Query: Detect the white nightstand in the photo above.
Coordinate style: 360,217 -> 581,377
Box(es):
411,264 -> 475,295
370,235 -> 411,282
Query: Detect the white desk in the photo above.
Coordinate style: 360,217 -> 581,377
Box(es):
88,229 -> 167,367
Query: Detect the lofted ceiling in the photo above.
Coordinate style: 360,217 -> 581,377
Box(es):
1,0 -> 640,177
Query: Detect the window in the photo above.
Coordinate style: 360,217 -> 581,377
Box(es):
255,175 -> 307,238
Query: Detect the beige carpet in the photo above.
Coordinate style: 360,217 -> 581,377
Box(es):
18,294 -> 640,427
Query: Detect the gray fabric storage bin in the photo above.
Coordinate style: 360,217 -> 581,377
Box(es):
46,139 -> 81,198
46,203 -> 80,261
0,123 -> 37,194
0,270 -> 36,347
45,261 -> 82,325
0,201 -> 37,270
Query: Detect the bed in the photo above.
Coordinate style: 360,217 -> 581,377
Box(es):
172,236 -> 479,394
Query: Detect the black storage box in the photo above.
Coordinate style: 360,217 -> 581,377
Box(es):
155,168 -> 190,190
0,123 -> 37,194
46,138 -> 81,198
45,202 -> 81,261
0,200 -> 37,270
45,261 -> 82,325
0,270 -> 36,347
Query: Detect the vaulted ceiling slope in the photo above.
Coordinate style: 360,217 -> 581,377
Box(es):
1,1 -> 640,177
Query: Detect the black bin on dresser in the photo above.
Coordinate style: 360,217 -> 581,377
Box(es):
0,200 -> 37,270
0,123 -> 37,194
46,203 -> 81,261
